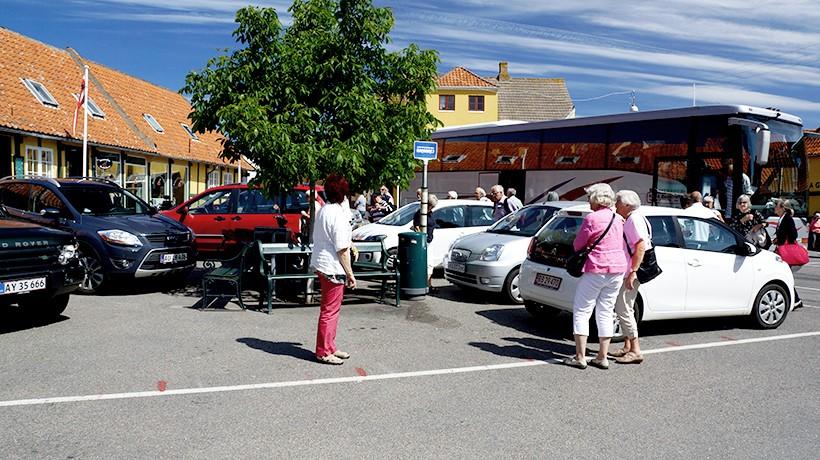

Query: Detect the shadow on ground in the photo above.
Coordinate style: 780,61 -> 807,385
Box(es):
236,338 -> 315,362
0,305 -> 69,334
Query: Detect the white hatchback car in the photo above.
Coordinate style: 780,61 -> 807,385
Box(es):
519,204 -> 796,332
352,199 -> 494,268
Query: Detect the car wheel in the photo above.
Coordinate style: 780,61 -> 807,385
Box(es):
524,300 -> 560,320
750,283 -> 789,329
20,293 -> 70,320
503,266 -> 523,304
78,246 -> 106,294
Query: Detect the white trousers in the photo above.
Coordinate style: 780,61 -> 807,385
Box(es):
572,273 -> 623,337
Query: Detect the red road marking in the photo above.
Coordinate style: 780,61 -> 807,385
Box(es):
720,335 -> 737,341
665,341 -> 682,347
355,367 -> 368,377
157,380 -> 167,392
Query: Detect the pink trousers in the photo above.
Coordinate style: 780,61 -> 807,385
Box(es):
315,273 -> 345,357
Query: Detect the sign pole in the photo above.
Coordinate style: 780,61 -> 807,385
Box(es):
421,159 -> 429,235
412,140 -> 438,236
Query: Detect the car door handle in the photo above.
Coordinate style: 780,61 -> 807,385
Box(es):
687,259 -> 702,267
231,216 -> 241,221
214,216 -> 226,222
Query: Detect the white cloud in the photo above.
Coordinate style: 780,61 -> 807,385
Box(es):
646,84 -> 820,113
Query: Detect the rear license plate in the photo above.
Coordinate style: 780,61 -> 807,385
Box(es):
534,273 -> 561,290
161,253 -> 188,264
0,277 -> 47,295
448,261 -> 466,273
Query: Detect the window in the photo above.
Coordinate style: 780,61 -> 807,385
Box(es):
0,183 -> 31,210
647,216 -> 680,248
143,113 -> 164,133
61,186 -> 148,216
284,190 -> 309,212
125,161 -> 147,201
74,94 -> 105,119
188,189 -> 232,215
237,189 -> 281,214
207,169 -> 220,189
223,170 -> 234,185
22,79 -> 58,107
25,146 -> 54,178
94,153 -> 121,184
30,185 -> 70,218
468,206 -> 494,227
676,217 -> 737,253
171,163 -> 188,207
439,94 -> 455,111
181,123 -> 199,141
432,206 -> 465,228
468,95 -> 484,112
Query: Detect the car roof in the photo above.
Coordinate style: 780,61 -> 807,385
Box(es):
557,204 -> 692,216
524,201 -> 581,209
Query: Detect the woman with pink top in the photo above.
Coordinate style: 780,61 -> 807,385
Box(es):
563,183 -> 628,370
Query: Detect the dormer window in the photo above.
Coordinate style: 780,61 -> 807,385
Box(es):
441,154 -> 466,163
22,78 -> 59,107
143,113 -> 164,133
181,123 -> 199,141
495,155 -> 517,165
74,94 -> 105,119
556,155 -> 580,164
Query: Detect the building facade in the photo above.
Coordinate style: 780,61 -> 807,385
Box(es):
0,27 -> 248,207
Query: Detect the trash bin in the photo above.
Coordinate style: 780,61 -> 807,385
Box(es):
398,231 -> 427,298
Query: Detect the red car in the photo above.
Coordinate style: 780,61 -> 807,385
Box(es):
162,184 -> 324,258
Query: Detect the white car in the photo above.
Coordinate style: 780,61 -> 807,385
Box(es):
520,204 -> 796,334
352,199 -> 494,268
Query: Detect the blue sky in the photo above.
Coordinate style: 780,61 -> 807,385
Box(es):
4,0 -> 820,128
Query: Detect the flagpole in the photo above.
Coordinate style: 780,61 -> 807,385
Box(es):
82,65 -> 89,177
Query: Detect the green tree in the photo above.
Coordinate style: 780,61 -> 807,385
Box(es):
182,0 -> 440,194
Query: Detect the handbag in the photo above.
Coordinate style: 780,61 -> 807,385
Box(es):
746,227 -> 772,250
775,242 -> 809,266
624,217 -> 663,284
566,214 -> 615,278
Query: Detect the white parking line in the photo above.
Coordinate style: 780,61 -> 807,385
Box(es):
796,286 -> 820,291
1,331 -> 818,408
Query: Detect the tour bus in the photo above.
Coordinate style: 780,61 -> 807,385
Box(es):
406,105 -> 807,219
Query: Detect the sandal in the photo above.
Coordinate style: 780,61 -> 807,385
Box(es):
333,350 -> 351,360
589,358 -> 610,370
562,356 -> 587,369
608,348 -> 629,358
317,354 -> 344,365
615,351 -> 644,364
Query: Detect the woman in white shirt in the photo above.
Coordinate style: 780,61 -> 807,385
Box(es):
309,175 -> 356,365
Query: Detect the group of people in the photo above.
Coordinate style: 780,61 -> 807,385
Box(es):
472,185 -> 524,222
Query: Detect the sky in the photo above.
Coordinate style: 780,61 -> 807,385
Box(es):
3,0 -> 820,128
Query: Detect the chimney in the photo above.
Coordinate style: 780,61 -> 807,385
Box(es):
497,61 -> 510,81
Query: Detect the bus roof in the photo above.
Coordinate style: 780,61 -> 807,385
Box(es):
431,105 -> 803,139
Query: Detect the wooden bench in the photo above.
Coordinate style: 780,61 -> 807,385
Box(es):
247,240 -> 400,313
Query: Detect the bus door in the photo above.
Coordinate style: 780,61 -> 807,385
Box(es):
653,156 -> 734,212
652,157 -> 688,208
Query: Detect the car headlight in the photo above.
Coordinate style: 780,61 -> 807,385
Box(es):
98,229 -> 143,247
58,244 -> 78,265
480,244 -> 505,261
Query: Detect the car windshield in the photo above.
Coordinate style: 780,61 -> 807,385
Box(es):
489,205 -> 558,236
62,186 -> 150,216
378,202 -> 419,226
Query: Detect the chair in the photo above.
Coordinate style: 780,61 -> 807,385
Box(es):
201,243 -> 253,310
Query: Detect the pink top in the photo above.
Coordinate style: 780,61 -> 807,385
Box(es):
573,208 -> 628,274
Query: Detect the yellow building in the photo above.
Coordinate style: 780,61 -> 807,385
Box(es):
804,132 -> 820,214
0,27 -> 249,208
427,62 -> 575,128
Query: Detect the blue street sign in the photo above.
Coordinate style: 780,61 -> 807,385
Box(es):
413,141 -> 438,161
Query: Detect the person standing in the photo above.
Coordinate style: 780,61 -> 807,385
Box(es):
773,198 -> 803,309
378,185 -> 395,206
611,190 -> 646,364
474,187 -> 491,202
490,184 -> 513,222
564,183 -> 627,370
684,191 -> 718,219
702,195 -> 724,222
413,194 -> 438,292
730,195 -> 766,247
310,174 -> 356,365
810,212 -> 820,251
447,190 -> 458,199
506,188 -> 523,211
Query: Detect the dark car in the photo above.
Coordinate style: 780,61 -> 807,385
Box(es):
0,205 -> 83,319
161,183 -> 325,258
0,177 -> 195,294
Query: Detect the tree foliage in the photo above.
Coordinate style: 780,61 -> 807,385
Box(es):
182,0 -> 440,193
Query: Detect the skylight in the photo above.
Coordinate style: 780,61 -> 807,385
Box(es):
74,94 -> 105,119
22,78 -> 59,107
143,113 -> 164,133
181,123 -> 199,140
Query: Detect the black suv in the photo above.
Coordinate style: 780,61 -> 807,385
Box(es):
0,177 -> 195,293
0,205 -> 82,318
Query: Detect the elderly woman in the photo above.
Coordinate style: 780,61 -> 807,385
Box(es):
611,190 -> 647,364
730,195 -> 765,244
310,174 -> 356,365
773,198 -> 803,308
564,183 -> 627,370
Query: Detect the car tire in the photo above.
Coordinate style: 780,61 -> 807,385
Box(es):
20,293 -> 69,320
503,266 -> 523,304
524,300 -> 560,320
750,283 -> 790,329
78,246 -> 106,294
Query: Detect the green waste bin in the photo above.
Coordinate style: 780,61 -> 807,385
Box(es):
398,231 -> 427,298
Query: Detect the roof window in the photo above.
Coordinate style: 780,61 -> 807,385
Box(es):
143,113 -> 164,133
74,94 -> 106,119
22,78 -> 59,107
181,123 -> 199,140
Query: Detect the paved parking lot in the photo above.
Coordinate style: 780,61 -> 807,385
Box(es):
1,257 -> 819,458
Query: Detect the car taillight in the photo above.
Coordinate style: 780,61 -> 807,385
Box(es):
527,237 -> 537,257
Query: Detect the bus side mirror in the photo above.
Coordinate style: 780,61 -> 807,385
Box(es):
728,117 -> 771,165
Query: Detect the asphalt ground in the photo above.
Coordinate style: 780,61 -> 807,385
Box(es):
1,256 -> 819,459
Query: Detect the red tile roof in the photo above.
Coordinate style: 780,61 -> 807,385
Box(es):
437,67 -> 496,89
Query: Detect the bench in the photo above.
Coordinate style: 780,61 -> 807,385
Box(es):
247,239 -> 400,313
200,243 -> 255,310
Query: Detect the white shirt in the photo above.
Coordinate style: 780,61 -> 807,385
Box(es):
684,202 -> 718,220
309,203 -> 351,276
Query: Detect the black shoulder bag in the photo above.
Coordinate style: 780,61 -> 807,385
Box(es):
624,217 -> 662,284
566,214 -> 615,278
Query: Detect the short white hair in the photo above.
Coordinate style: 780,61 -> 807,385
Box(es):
586,183 -> 615,208
490,184 -> 504,194
447,190 -> 458,199
428,194 -> 439,208
616,190 -> 641,209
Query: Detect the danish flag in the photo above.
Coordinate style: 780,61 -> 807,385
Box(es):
72,77 -> 86,137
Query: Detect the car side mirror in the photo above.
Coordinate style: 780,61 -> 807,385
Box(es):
146,206 -> 159,215
739,241 -> 758,256
39,207 -> 61,219
177,206 -> 188,216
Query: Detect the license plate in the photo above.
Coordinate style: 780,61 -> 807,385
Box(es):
534,273 -> 562,290
160,253 -> 188,264
448,261 -> 466,273
0,277 -> 47,295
